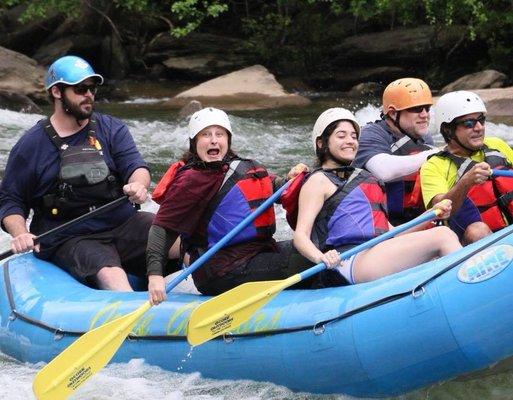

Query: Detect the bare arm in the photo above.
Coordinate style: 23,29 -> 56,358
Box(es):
123,167 -> 151,204
293,173 -> 340,268
3,214 -> 38,254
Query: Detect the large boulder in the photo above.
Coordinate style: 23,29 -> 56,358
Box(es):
0,46 -> 46,103
0,90 -> 42,113
434,87 -> 513,117
472,87 -> 513,117
0,5 -> 64,55
331,25 -> 480,69
162,54 -> 250,80
146,32 -> 253,79
440,70 -> 508,94
168,65 -> 311,110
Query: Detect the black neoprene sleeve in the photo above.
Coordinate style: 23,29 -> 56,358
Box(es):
146,224 -> 178,276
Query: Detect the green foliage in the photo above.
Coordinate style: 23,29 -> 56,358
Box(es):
1,0 -> 513,78
169,0 -> 228,37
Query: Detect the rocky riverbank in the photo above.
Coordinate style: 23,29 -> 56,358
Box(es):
0,3 -> 512,113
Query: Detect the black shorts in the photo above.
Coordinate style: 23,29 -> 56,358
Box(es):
197,240 -> 316,295
50,211 -> 154,280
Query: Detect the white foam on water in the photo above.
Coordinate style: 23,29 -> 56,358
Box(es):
123,97 -> 171,104
2,105 -> 513,400
0,108 -> 44,130
0,354 -> 357,400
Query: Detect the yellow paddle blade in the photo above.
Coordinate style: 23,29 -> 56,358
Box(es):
187,274 -> 301,346
33,301 -> 152,400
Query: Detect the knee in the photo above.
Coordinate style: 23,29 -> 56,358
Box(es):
434,226 -> 459,242
463,222 -> 492,245
96,265 -> 124,283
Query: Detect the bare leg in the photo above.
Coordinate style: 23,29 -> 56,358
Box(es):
95,266 -> 133,291
463,222 -> 492,245
352,226 -> 461,283
168,237 -> 181,259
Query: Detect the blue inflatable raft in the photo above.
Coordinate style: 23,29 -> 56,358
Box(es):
2,226 -> 513,398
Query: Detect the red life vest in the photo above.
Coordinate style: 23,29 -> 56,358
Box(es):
436,147 -> 513,233
152,160 -> 185,204
386,134 -> 433,225
201,159 -> 275,248
280,171 -> 307,229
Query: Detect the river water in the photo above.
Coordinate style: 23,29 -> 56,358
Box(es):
1,91 -> 513,400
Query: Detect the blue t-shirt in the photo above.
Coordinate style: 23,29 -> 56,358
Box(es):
354,120 -> 434,168
0,112 -> 149,249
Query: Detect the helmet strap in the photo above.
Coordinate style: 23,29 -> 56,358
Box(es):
391,111 -> 419,143
448,124 -> 479,154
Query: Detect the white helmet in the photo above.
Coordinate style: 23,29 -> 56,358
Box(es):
435,91 -> 487,134
312,108 -> 360,150
188,107 -> 232,139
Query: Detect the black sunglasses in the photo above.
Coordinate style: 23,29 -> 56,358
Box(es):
455,114 -> 486,129
406,105 -> 431,113
71,84 -> 98,96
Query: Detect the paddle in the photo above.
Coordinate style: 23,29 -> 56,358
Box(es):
491,169 -> 513,178
32,178 -> 293,400
0,196 -> 128,262
187,208 -> 442,346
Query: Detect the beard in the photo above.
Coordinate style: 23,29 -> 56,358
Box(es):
61,92 -> 94,120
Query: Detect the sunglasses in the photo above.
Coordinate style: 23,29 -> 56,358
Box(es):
455,115 -> 486,129
70,84 -> 98,96
406,105 -> 431,113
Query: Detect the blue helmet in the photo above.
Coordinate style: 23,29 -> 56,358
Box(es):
45,55 -> 104,90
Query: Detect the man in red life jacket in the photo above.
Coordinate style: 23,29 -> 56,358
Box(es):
420,91 -> 513,244
354,78 -> 439,225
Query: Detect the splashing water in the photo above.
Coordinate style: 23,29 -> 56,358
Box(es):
1,101 -> 513,399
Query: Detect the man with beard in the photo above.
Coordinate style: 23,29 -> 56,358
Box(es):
354,78 -> 439,225
0,55 -> 153,291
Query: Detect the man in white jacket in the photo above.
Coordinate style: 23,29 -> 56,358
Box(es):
354,77 -> 439,225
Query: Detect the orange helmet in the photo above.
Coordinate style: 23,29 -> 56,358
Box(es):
382,78 -> 433,114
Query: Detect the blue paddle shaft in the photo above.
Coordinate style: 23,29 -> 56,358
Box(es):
491,169 -> 513,178
299,209 -> 438,281
165,180 -> 292,293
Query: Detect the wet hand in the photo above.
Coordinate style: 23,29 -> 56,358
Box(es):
432,199 -> 452,220
148,275 -> 166,305
319,249 -> 341,269
11,233 -> 39,254
123,182 -> 148,204
286,163 -> 309,180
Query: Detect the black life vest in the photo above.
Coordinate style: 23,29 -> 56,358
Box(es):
38,118 -> 123,219
435,146 -> 513,234
310,167 -> 389,252
386,134 -> 433,225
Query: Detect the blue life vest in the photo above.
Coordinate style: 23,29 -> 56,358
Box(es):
203,159 -> 276,249
310,167 -> 389,252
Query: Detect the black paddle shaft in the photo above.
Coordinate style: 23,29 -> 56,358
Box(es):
0,196 -> 129,261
